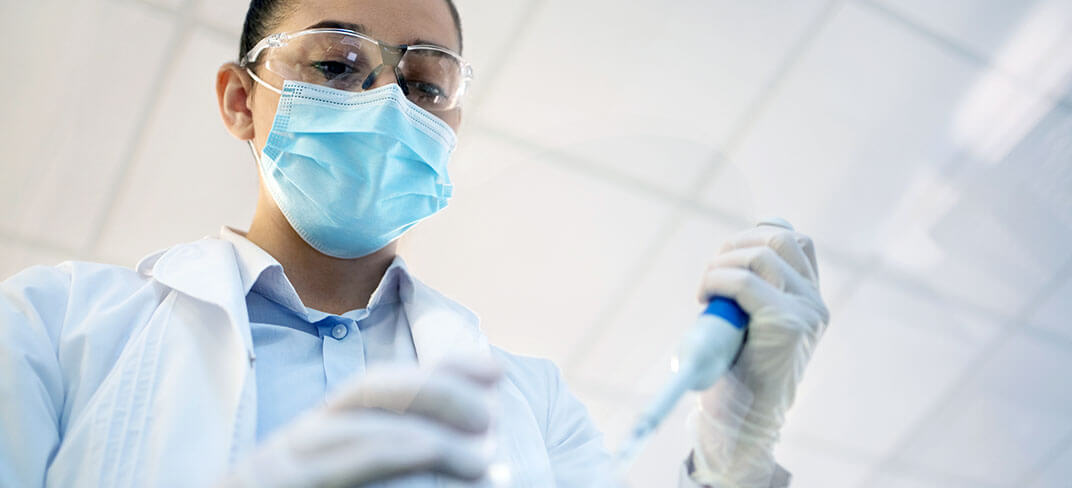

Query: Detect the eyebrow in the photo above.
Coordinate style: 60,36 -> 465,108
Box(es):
304,20 -> 452,51
411,38 -> 450,50
306,20 -> 368,33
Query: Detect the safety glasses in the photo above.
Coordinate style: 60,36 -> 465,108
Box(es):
241,28 -> 473,111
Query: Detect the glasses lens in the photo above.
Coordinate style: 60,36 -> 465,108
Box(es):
399,48 -> 466,110
262,31 -> 380,91
254,31 -> 470,110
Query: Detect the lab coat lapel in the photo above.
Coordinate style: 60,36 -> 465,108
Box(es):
56,239 -> 260,487
138,239 -> 254,357
399,271 -> 491,364
137,239 -> 258,462
398,270 -> 561,488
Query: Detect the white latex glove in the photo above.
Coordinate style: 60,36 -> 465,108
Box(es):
687,220 -> 830,487
218,356 -> 503,488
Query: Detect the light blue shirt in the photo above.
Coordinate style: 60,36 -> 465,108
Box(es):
219,228 -> 418,440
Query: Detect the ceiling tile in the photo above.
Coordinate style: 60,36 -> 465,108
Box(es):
0,239 -> 75,282
815,248 -> 860,306
864,468 -> 991,488
1029,441 -> 1072,487
475,0 -> 830,190
699,160 -> 762,226
0,2 -> 175,251
196,0 -> 246,39
889,332 -> 1072,484
547,133 -> 722,196
451,0 -> 534,106
569,212 -> 848,396
1030,274 -> 1072,343
782,277 -> 1001,460
141,0 -> 185,9
95,28 -> 258,266
875,0 -> 1072,102
880,97 -> 1072,313
772,439 -> 873,488
401,134 -> 677,364
446,129 -> 540,192
701,3 -> 1039,260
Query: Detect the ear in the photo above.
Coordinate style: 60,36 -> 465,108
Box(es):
216,63 -> 255,141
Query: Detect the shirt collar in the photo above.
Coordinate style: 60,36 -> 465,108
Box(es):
217,226 -> 410,319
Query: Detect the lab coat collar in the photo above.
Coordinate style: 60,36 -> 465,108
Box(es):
217,226 -> 312,317
218,227 -> 292,300
136,231 -> 490,365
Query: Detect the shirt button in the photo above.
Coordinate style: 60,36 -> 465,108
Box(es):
331,323 -> 348,340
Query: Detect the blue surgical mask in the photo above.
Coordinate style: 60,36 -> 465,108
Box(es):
252,81 -> 456,258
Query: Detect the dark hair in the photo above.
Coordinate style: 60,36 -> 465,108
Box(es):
239,0 -> 463,61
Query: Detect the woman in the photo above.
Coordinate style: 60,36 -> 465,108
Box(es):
0,0 -> 829,486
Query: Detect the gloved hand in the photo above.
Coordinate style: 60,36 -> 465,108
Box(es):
687,220 -> 830,487
218,356 -> 503,488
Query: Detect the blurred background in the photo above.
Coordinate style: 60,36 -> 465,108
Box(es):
2,0 -> 1071,486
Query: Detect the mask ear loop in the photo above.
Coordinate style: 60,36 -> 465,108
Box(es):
247,140 -> 261,165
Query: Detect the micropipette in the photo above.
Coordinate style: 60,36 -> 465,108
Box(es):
614,297 -> 749,470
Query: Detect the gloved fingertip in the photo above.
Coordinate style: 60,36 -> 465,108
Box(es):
469,355 -> 506,384
437,433 -> 493,481
439,354 -> 504,386
457,394 -> 495,434
755,216 -> 794,231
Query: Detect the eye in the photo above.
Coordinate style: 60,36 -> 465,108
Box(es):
311,60 -> 355,79
415,81 -> 444,96
407,81 -> 447,104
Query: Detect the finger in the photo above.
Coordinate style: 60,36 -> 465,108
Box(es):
328,366 -> 422,412
705,246 -> 813,295
720,225 -> 781,252
698,267 -> 787,316
316,410 -> 491,486
797,234 -> 820,283
435,354 -> 504,387
410,372 -> 495,433
330,356 -> 502,411
720,227 -> 817,283
755,216 -> 795,231
330,367 -> 494,433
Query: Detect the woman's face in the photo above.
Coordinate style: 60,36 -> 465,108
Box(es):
236,0 -> 463,155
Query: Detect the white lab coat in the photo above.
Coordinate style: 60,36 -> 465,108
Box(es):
0,235 -> 715,487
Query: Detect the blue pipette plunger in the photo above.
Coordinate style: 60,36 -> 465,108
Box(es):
614,297 -> 749,469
